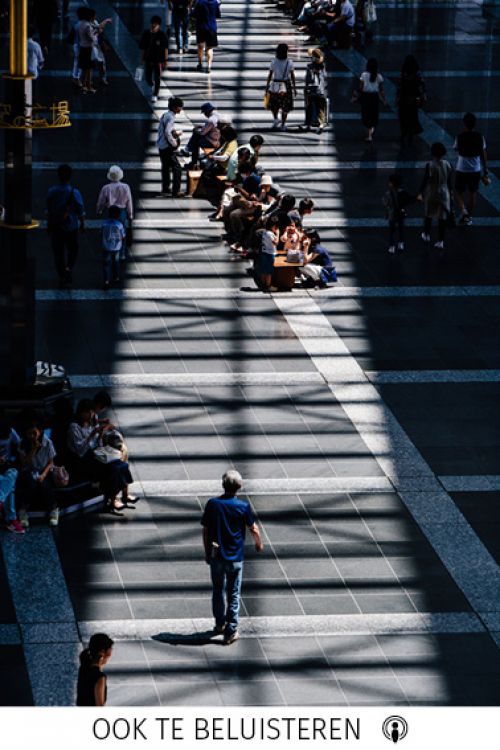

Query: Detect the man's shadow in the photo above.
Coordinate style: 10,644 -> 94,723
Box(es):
152,631 -> 226,647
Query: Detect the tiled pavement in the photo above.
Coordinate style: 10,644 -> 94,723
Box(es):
1,0 -> 500,705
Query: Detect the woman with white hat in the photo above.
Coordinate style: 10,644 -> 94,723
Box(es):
303,48 -> 327,134
96,166 -> 134,259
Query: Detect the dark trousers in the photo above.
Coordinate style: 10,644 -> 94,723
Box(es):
17,470 -> 57,511
159,146 -> 182,194
173,10 -> 189,49
187,131 -> 214,165
305,94 -> 327,126
51,229 -> 79,280
103,250 -> 120,284
145,61 -> 162,96
389,217 -> 405,245
424,217 -> 446,242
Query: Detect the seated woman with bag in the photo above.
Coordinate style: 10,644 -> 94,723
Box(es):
16,420 -> 62,528
67,399 -> 133,514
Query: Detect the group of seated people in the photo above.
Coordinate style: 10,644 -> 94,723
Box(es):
290,0 -> 373,48
179,112 -> 337,292
0,391 -> 134,533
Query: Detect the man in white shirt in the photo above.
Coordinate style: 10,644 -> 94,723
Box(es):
156,96 -> 184,197
27,29 -> 44,79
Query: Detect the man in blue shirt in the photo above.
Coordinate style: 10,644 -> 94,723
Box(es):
201,470 -> 263,644
46,164 -> 85,286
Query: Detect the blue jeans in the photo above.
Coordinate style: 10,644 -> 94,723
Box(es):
173,10 -> 189,50
103,250 -> 120,284
0,468 -> 18,522
210,559 -> 243,634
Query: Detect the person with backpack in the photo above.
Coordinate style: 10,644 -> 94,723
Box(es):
302,48 -> 327,133
418,142 -> 454,253
46,164 -> 85,287
101,206 -> 126,290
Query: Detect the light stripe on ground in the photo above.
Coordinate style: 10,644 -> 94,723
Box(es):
78,612 -> 486,642
35,285 -> 500,301
439,475 -> 500,492
71,372 -> 324,387
34,216 -> 500,229
273,294 -> 500,616
18,159 -> 500,170
68,370 -> 500,389
367,370 -> 500,384
131,477 -> 394,495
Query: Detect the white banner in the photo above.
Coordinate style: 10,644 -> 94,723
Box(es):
1,707 -> 499,750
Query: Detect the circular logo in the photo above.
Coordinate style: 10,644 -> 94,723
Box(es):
382,716 -> 408,743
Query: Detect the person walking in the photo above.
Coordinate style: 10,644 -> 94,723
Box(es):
355,57 -> 387,142
171,0 -> 190,53
156,96 -> 184,197
454,112 -> 489,226
419,142 -> 454,253
396,54 -> 426,147
46,164 -> 85,287
303,48 -> 327,133
76,634 -> 114,706
101,206 -> 126,290
96,165 -> 134,259
27,27 -> 44,79
192,0 -> 220,73
201,470 -> 263,645
139,15 -> 169,103
265,43 -> 297,131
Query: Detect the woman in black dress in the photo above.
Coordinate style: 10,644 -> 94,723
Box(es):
77,633 -> 114,706
397,55 -> 426,146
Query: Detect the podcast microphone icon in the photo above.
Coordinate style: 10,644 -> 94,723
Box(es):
382,716 -> 408,743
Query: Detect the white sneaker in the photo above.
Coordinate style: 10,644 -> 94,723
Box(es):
49,508 -> 60,527
150,95 -> 158,103
397,242 -> 405,253
421,232 -> 431,243
434,240 -> 444,250
388,245 -> 396,254
19,509 -> 29,528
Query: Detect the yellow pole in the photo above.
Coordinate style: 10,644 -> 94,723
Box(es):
9,0 -> 28,77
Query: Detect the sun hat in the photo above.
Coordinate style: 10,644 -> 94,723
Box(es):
260,175 -> 273,186
107,165 -> 124,182
308,47 -> 324,63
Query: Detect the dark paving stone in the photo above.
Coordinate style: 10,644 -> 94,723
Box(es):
378,383 -> 500,476
0,647 -> 34,705
451,492 -> 500,565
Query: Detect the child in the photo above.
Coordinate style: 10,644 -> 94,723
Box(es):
382,172 -> 414,254
101,205 -> 126,290
260,216 -> 279,292
280,221 -> 302,254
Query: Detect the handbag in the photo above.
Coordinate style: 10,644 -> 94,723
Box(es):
94,446 -> 122,464
263,92 -> 270,109
52,465 -> 70,488
134,66 -> 144,81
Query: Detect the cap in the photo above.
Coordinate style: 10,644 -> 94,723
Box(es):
200,101 -> 215,113
107,165 -> 123,182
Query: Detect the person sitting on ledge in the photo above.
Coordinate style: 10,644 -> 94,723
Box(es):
17,419 -> 60,528
180,101 -> 221,169
67,399 -> 133,514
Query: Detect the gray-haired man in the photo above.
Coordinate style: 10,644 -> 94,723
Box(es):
201,470 -> 263,644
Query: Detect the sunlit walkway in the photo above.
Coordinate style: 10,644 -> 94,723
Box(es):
0,0 -> 500,706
